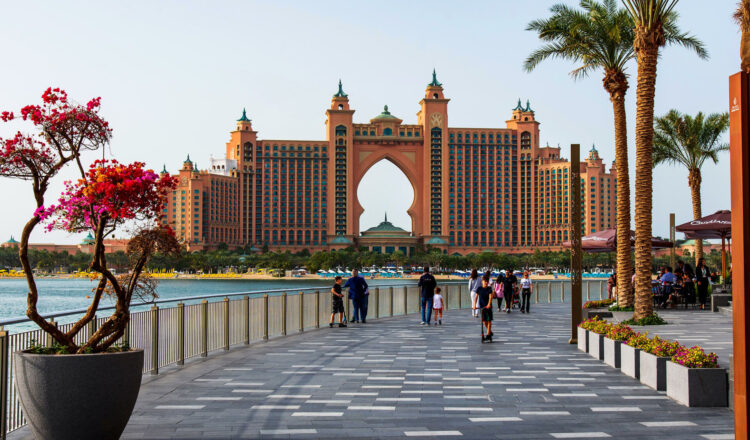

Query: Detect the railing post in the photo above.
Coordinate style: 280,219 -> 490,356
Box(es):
403,286 -> 408,315
201,300 -> 208,357
88,314 -> 96,341
122,320 -> 129,347
223,297 -> 230,351
150,305 -> 159,375
535,283 -> 539,303
457,284 -> 462,309
46,318 -> 57,348
374,288 -> 380,318
562,285 -> 565,303
389,287 -> 394,316
586,282 -> 591,300
281,293 -> 287,336
345,292 -> 351,322
243,295 -> 250,345
263,294 -> 269,340
548,282 -> 552,303
315,291 -> 320,329
177,302 -> 185,365
600,280 -> 604,299
0,329 -> 9,440
298,292 -> 304,333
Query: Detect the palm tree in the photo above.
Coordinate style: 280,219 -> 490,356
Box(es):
620,0 -> 707,320
735,0 -> 750,72
525,0 -> 636,307
653,110 -> 729,263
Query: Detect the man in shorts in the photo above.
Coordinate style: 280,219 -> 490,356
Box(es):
329,276 -> 347,328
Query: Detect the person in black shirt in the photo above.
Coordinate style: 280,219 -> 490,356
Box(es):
329,276 -> 347,328
501,269 -> 518,313
695,258 -> 712,310
477,276 -> 494,342
418,267 -> 437,325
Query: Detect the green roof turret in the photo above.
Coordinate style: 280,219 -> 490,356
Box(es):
590,143 -> 598,153
524,99 -> 533,112
428,68 -> 442,87
237,108 -> 250,122
373,105 -> 398,120
333,79 -> 348,98
513,99 -> 524,111
184,154 -> 192,165
161,164 -> 168,174
6,235 -> 18,244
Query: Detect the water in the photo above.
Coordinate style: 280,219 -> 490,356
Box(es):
0,277 -> 417,326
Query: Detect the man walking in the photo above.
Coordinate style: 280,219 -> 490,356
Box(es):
418,267 -> 437,325
345,269 -> 369,323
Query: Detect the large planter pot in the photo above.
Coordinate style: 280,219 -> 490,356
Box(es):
620,344 -> 640,379
603,337 -> 622,369
14,349 -> 144,440
666,361 -> 728,407
577,327 -> 588,353
610,311 -> 633,323
639,351 -> 669,391
588,332 -> 604,361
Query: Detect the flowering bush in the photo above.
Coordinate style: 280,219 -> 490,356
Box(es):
671,346 -> 720,368
605,323 -> 635,341
579,316 -> 611,334
0,88 -> 179,353
583,299 -> 614,309
644,336 -> 683,358
38,160 -> 176,232
625,332 -> 652,350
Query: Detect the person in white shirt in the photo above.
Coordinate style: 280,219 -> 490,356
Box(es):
468,269 -> 481,318
519,271 -> 533,314
432,287 -> 444,325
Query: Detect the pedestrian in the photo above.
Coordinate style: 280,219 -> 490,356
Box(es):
477,275 -> 494,342
500,268 -> 518,313
519,271 -> 533,314
344,269 -> 369,323
468,269 -> 481,318
418,267 -> 437,325
432,287 -> 444,325
329,276 -> 347,328
695,257 -> 711,310
607,274 -> 616,300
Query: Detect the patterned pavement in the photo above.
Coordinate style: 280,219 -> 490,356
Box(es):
10,303 -> 735,439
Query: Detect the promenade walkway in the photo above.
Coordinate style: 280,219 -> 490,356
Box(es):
13,303 -> 735,439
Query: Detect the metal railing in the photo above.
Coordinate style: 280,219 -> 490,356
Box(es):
0,279 -> 606,437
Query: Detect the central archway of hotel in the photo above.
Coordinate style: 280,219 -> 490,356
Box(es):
356,159 -> 416,255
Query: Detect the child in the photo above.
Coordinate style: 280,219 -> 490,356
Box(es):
477,276 -> 493,342
329,276 -> 347,328
432,287 -> 444,325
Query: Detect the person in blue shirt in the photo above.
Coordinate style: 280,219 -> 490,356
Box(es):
657,266 -> 677,308
344,269 -> 369,323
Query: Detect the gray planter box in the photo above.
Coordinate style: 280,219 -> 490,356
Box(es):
640,351 -> 669,391
577,327 -> 588,353
589,332 -> 604,361
611,311 -> 633,323
666,361 -> 728,407
14,349 -> 144,440
620,343 -> 640,379
603,337 -> 622,368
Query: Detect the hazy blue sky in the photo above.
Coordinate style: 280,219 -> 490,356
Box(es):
0,0 -> 739,245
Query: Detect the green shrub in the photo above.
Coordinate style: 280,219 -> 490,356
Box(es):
624,314 -> 667,326
608,305 -> 634,312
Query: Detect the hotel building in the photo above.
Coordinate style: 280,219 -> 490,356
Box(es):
163,72 -> 616,254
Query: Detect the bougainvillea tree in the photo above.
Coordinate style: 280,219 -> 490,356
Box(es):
0,88 -> 178,353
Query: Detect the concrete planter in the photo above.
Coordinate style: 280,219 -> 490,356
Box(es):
620,343 -> 640,379
14,349 -> 144,440
577,327 -> 588,353
666,361 -> 728,407
588,332 -> 604,361
639,351 -> 669,391
610,311 -> 633,324
603,337 -> 622,368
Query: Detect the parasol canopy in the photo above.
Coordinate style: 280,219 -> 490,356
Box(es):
676,210 -> 731,239
564,229 -> 673,253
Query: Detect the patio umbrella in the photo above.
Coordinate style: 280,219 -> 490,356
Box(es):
564,229 -> 673,253
676,210 -> 731,280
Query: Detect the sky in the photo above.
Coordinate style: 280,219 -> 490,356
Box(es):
0,0 -> 740,245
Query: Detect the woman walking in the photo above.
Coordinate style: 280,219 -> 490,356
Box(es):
695,258 -> 712,310
519,271 -> 533,314
469,269 -> 481,318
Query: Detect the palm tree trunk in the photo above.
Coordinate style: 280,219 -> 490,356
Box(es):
688,167 -> 703,263
612,94 -> 633,307
633,41 -> 659,321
